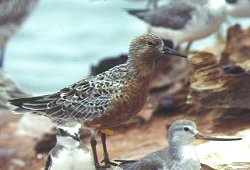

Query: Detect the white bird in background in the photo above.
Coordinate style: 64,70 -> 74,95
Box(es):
127,0 -> 227,49
225,0 -> 250,18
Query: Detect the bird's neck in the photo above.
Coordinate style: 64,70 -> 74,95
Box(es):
126,56 -> 156,79
169,142 -> 199,161
57,136 -> 81,148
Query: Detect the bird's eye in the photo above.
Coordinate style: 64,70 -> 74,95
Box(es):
147,41 -> 154,46
184,127 -> 189,131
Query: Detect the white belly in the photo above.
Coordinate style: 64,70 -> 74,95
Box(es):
50,148 -> 95,170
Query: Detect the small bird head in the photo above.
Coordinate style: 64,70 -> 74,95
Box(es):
168,119 -> 242,145
56,125 -> 81,147
128,33 -> 186,63
168,120 -> 198,145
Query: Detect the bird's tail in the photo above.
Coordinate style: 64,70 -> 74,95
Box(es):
8,94 -> 57,113
126,8 -> 149,20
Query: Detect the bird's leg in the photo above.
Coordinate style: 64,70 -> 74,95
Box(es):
100,131 -> 117,166
90,134 -> 100,168
0,46 -> 5,67
185,41 -> 193,53
44,155 -> 52,170
90,134 -> 110,170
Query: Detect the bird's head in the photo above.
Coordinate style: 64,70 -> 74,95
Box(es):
168,119 -> 242,145
128,33 -> 186,64
168,119 -> 198,145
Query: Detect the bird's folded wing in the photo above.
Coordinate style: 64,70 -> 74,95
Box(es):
9,78 -> 123,122
128,1 -> 195,30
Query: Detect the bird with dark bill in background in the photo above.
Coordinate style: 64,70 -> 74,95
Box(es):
115,119 -> 242,170
127,0 -> 226,50
0,0 -> 38,67
9,33 -> 187,169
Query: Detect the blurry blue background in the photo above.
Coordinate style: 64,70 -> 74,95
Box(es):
4,0 -> 250,95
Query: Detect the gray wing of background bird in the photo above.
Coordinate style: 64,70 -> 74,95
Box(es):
118,149 -> 170,170
127,1 -> 195,30
9,65 -> 126,122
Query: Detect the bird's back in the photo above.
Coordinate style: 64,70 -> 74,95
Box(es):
118,147 -> 200,170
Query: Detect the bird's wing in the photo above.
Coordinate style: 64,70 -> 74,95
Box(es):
118,150 -> 167,170
53,78 -> 123,121
9,76 -> 124,122
119,158 -> 163,170
127,1 -> 195,30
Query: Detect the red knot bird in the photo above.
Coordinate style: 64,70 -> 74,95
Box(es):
9,33 -> 186,169
0,0 -> 38,67
225,0 -> 250,18
127,0 -> 226,50
45,122 -> 95,170
116,119 -> 242,170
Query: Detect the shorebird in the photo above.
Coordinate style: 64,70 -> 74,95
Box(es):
225,0 -> 250,18
45,122 -> 95,170
0,0 -> 38,67
127,0 -> 226,49
9,33 -> 186,169
116,119 -> 242,170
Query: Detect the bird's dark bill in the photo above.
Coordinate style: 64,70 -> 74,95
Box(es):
196,133 -> 242,141
163,46 -> 187,58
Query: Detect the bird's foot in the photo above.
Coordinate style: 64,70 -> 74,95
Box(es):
101,158 -> 118,166
95,164 -> 111,170
115,159 -> 137,164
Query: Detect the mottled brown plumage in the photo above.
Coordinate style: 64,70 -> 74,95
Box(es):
9,33 -> 186,168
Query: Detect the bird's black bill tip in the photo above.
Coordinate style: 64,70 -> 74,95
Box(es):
163,46 -> 187,58
196,133 -> 242,141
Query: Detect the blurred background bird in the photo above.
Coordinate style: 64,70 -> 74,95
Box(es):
0,0 -> 38,68
127,0 -> 227,50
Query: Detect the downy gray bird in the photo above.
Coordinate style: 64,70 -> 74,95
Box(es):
116,119 -> 242,170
